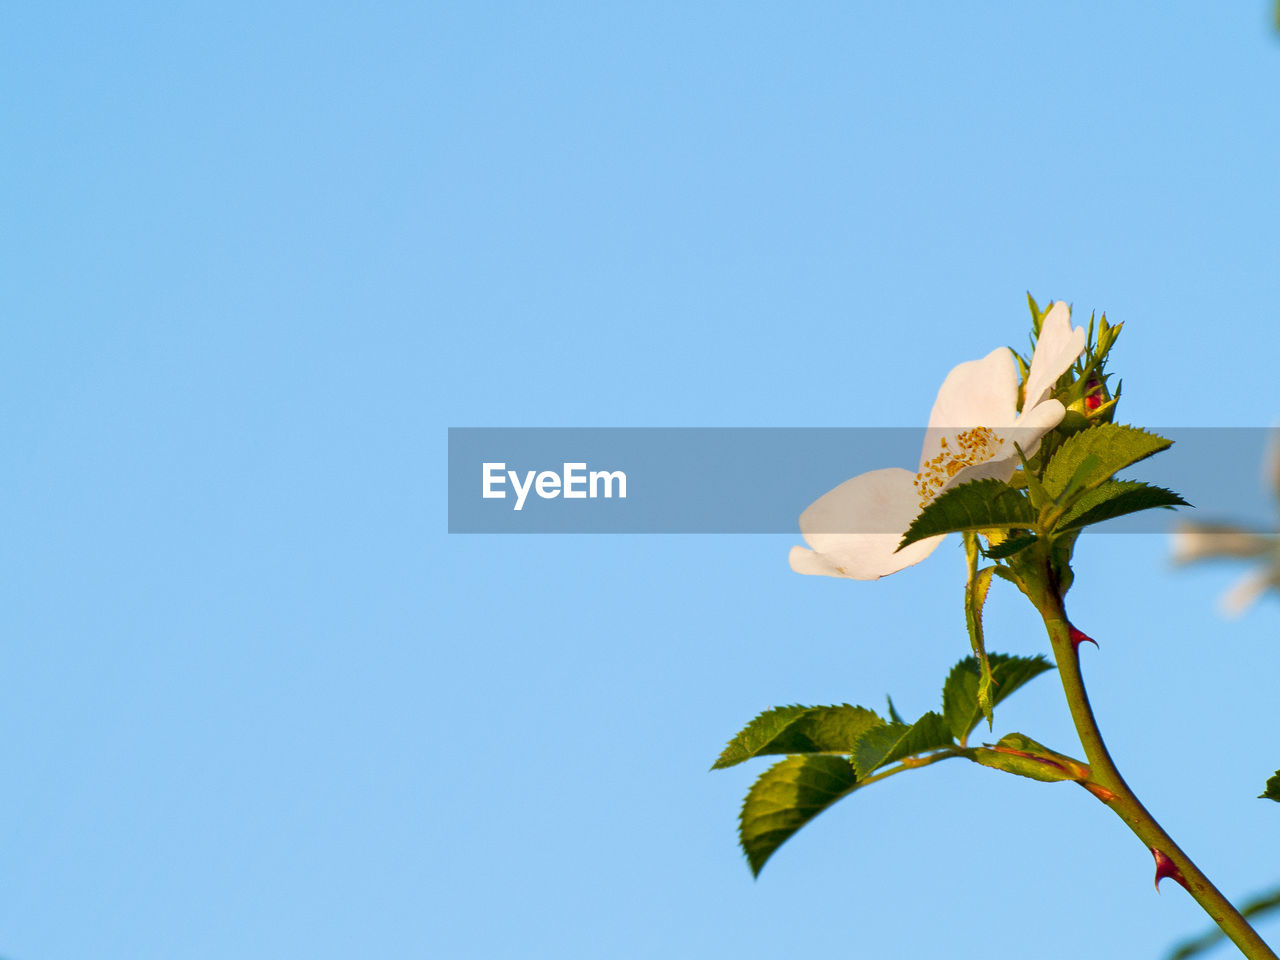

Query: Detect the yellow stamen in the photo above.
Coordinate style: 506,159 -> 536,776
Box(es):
913,426 -> 1004,508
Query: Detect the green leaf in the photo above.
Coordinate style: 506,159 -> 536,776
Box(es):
1054,452 -> 1100,505
1012,442 -> 1051,512
1049,528 -> 1080,594
899,479 -> 1036,550
942,653 -> 1055,743
1261,770 -> 1280,802
1026,291 -> 1044,333
972,749 -> 1077,783
971,733 -> 1090,783
713,705 -> 883,769
852,712 -> 953,778
739,755 -> 860,875
991,733 -> 1088,777
885,696 -> 904,725
963,544 -> 997,726
990,565 -> 1022,587
982,532 -> 1037,559
1055,480 -> 1188,533
1043,424 -> 1173,500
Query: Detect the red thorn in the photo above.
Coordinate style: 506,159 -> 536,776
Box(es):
1151,848 -> 1189,892
1069,626 -> 1098,651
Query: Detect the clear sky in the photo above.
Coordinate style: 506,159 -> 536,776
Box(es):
4,2 -> 1280,959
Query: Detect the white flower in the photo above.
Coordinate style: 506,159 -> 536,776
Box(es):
1171,430 -> 1280,617
1173,524 -> 1280,617
789,302 -> 1086,581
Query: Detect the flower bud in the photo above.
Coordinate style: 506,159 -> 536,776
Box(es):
1066,376 -> 1114,422
1084,378 -> 1103,411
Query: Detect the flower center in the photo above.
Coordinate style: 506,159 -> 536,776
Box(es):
913,426 -> 1003,508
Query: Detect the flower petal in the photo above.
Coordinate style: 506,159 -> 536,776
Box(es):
919,347 -> 1019,470
788,545 -> 847,577
1008,398 -> 1067,458
941,454 -> 1020,491
1171,523 -> 1277,565
1219,568 -> 1276,618
1023,301 -> 1086,409
794,467 -> 944,580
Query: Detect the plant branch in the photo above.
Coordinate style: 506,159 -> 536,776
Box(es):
1033,587 -> 1277,960
858,746 -> 973,789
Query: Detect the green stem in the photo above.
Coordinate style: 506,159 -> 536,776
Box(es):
859,747 -> 973,789
1035,590 -> 1277,960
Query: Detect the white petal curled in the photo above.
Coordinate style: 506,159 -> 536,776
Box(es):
1007,398 -> 1067,459
790,468 -> 944,580
1023,301 -> 1086,410
919,347 -> 1019,470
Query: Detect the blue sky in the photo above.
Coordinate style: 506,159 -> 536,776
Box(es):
5,2 -> 1280,958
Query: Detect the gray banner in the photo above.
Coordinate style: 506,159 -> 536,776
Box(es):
447,428 -> 1278,534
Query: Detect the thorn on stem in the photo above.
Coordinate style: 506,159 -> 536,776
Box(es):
1069,625 -> 1098,651
1151,847 -> 1189,892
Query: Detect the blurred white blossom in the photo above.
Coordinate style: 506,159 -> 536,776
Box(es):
1172,431 -> 1280,617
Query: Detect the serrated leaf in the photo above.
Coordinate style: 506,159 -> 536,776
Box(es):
982,533 -> 1037,559
899,480 -> 1036,550
1261,770 -> 1280,802
1055,453 -> 1100,505
990,565 -> 1021,587
1013,441 -> 1051,511
713,704 -> 883,769
965,556 -> 997,727
739,755 -> 859,875
852,712 -> 953,778
885,696 -> 904,725
1043,424 -> 1172,500
1055,480 -> 1188,533
942,653 -> 1055,743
